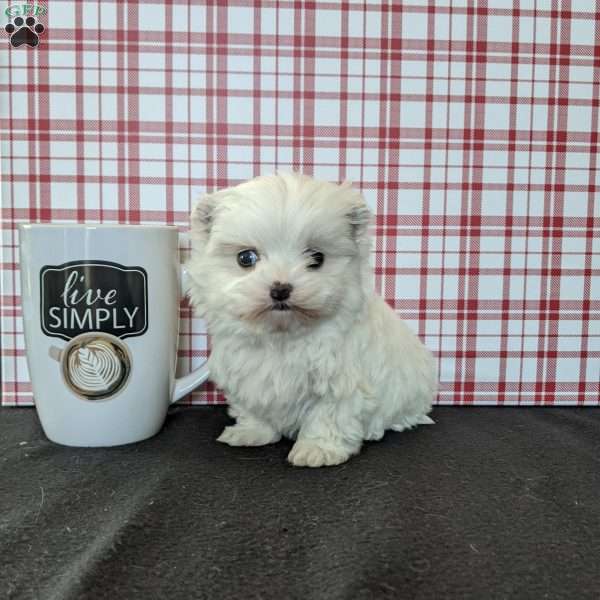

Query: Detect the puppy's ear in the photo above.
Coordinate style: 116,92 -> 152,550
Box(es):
190,192 -> 219,245
348,203 -> 372,240
344,185 -> 372,241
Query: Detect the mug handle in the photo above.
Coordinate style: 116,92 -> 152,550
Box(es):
171,243 -> 210,404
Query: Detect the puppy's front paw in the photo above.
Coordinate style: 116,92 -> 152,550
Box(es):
217,424 -> 280,447
287,440 -> 351,468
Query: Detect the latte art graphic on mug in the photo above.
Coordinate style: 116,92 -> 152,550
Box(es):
50,333 -> 132,400
67,337 -> 129,397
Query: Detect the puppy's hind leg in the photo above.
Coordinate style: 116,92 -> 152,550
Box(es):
217,410 -> 281,447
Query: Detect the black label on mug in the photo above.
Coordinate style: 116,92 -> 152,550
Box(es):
40,260 -> 148,341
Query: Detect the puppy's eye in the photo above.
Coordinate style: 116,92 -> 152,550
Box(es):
237,249 -> 259,268
306,250 -> 325,270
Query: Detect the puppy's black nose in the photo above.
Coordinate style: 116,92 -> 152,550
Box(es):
270,281 -> 293,302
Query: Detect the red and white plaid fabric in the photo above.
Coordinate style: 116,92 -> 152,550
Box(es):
1,1 -> 599,406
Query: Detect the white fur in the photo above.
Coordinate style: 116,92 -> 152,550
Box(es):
187,173 -> 437,467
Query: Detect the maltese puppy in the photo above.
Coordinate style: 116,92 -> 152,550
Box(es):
187,173 -> 437,467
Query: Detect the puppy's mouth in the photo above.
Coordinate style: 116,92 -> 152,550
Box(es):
269,302 -> 321,320
271,302 -> 291,312
244,302 -> 321,323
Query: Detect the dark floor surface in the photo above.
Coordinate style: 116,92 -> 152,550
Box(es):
1,406 -> 599,599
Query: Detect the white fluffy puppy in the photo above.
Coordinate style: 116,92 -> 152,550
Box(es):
187,173 -> 437,467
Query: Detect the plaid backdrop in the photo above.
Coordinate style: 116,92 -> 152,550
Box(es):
1,1 -> 599,406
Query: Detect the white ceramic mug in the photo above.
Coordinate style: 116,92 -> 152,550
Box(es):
19,224 -> 209,447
